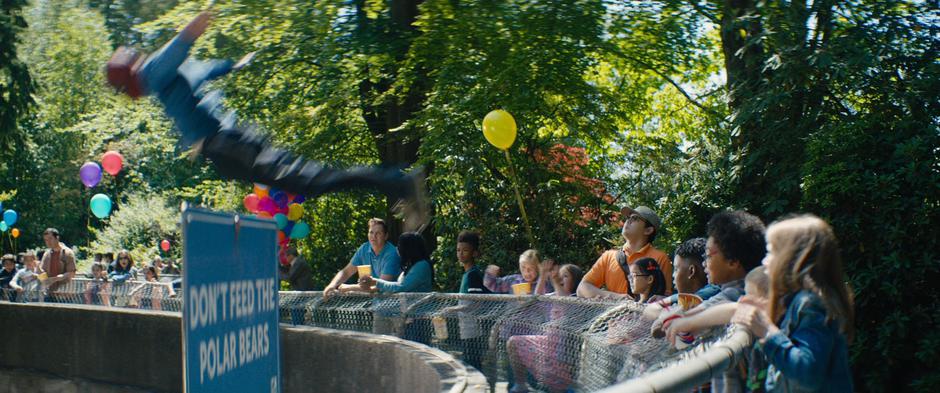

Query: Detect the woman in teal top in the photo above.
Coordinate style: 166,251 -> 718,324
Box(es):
359,232 -> 433,293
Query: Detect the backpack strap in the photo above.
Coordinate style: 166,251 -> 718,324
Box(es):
615,250 -> 635,297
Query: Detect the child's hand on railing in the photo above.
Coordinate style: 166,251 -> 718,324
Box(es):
485,264 -> 501,276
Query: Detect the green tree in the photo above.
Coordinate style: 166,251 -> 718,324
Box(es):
0,0 -> 35,162
90,192 -> 180,265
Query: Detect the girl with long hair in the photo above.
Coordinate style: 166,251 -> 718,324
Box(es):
733,215 -> 854,392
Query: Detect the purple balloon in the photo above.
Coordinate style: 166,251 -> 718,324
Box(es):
293,195 -> 306,204
80,162 -> 102,188
272,191 -> 289,208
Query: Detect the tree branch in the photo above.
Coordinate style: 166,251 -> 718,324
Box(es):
688,1 -> 719,24
617,51 -> 728,124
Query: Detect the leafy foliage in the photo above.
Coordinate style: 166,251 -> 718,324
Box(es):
5,1 -> 938,391
90,192 -> 180,265
0,0 -> 35,162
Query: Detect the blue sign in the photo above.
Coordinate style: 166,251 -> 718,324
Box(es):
182,209 -> 281,393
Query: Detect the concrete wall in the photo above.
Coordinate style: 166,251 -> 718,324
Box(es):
0,303 -> 181,392
0,303 -> 485,393
280,325 -> 488,393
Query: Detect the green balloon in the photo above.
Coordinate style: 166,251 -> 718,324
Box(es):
0,222 -> 7,232
289,221 -> 310,239
274,213 -> 288,230
90,194 -> 113,219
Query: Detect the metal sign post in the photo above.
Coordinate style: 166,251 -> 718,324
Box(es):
182,209 -> 281,393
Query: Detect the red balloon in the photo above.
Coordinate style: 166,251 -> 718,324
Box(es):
243,193 -> 260,212
277,230 -> 286,243
101,151 -> 124,176
160,239 -> 171,251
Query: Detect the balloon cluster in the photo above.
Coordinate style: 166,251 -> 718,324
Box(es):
0,201 -> 21,239
243,184 -> 309,265
81,150 -> 125,219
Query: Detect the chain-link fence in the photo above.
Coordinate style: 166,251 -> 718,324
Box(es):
1,281 -> 734,392
279,292 -> 732,392
1,277 -> 181,312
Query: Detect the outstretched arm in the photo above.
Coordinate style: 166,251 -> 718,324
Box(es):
577,281 -> 628,300
138,12 -> 212,93
664,302 -> 738,345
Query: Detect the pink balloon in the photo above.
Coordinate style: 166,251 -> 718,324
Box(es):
243,193 -> 260,212
258,196 -> 277,213
160,239 -> 170,252
101,151 -> 124,176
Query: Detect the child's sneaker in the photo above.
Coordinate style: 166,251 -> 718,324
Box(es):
232,51 -> 257,71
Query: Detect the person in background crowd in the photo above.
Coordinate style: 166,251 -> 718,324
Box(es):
40,228 -> 76,301
577,206 -> 671,299
324,218 -> 401,297
0,254 -> 18,300
84,262 -> 112,306
162,258 -> 181,275
732,215 -> 854,393
484,249 -> 551,294
108,250 -> 138,283
10,252 -> 43,302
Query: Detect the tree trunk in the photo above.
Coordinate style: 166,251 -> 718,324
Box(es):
354,0 -> 435,250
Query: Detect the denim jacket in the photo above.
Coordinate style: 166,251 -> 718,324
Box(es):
762,290 -> 853,393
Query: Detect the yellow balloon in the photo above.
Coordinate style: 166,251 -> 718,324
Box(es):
11,228 -> 20,238
287,203 -> 304,221
482,109 -> 517,150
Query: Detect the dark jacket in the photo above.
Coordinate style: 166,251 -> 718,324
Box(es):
280,255 -> 313,291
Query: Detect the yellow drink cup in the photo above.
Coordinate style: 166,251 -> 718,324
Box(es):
356,265 -> 372,278
432,316 -> 448,340
677,294 -> 704,311
511,282 -> 531,295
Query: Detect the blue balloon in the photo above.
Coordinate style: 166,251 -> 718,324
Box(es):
3,209 -> 17,226
272,191 -> 289,208
274,213 -> 288,229
293,195 -> 306,204
283,221 -> 294,236
90,194 -> 113,219
290,221 -> 310,239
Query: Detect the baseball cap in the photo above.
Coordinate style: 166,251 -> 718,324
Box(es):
621,205 -> 662,230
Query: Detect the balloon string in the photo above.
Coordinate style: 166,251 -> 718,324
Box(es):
504,149 -> 536,249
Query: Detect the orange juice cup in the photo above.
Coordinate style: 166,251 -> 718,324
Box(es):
511,282 -> 532,295
356,265 -> 372,278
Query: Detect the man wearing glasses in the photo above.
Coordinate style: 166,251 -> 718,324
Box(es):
578,206 -> 672,299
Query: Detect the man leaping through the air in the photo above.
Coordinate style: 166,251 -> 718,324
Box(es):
106,11 -> 428,231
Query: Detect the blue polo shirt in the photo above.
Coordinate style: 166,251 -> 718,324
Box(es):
350,242 -> 401,278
